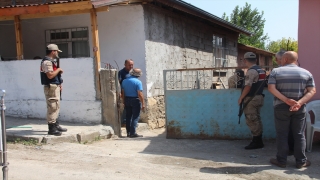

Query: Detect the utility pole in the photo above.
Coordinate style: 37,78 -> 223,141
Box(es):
0,89 -> 8,180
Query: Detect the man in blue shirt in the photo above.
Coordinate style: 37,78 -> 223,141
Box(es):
121,68 -> 145,138
118,59 -> 134,125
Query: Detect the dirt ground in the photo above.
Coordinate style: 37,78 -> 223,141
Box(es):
6,129 -> 320,180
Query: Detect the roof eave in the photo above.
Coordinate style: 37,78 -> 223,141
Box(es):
154,0 -> 253,36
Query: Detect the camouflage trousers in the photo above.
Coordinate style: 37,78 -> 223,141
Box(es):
243,95 -> 264,136
44,84 -> 60,124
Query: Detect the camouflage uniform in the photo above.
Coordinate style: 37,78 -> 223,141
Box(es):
243,67 -> 264,136
228,74 -> 238,88
41,60 -> 60,124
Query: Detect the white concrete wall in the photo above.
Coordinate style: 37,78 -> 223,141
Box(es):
97,5 -> 146,95
0,5 -> 146,123
0,58 -> 101,124
0,5 -> 147,95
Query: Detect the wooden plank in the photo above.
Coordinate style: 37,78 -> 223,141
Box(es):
49,1 -> 92,13
0,16 -> 14,21
90,8 -> 101,99
14,16 -> 24,60
96,6 -> 109,13
20,9 -> 91,20
0,5 -> 50,16
0,6 -> 110,22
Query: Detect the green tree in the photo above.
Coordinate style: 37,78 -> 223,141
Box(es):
222,3 -> 269,49
266,37 -> 298,66
266,37 -> 298,53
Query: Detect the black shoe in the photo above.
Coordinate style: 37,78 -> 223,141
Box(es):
55,121 -> 67,132
127,133 -> 130,137
48,124 -> 62,136
130,134 -> 143,138
245,135 -> 264,150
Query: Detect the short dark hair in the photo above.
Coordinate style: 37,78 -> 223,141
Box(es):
245,58 -> 256,63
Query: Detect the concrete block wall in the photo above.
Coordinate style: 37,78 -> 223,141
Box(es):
142,4 -> 239,128
144,5 -> 239,96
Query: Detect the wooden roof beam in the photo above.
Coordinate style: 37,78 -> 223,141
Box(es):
0,5 -> 49,16
0,1 -> 92,17
0,6 -> 109,21
49,1 -> 92,13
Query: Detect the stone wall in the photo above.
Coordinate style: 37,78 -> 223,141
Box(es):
142,4 -> 239,128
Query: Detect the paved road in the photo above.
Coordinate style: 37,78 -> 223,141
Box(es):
7,129 -> 320,180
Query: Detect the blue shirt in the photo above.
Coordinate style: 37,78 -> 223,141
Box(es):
118,68 -> 130,85
122,76 -> 143,97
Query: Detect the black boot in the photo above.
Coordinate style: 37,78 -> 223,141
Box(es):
56,121 -> 67,132
48,123 -> 62,136
245,135 -> 264,150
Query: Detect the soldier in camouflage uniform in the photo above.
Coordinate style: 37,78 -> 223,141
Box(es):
238,52 -> 266,150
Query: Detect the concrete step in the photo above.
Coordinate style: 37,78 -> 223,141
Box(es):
121,123 -> 149,137
5,117 -> 115,144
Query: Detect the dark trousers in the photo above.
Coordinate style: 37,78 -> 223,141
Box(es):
274,103 -> 307,165
121,108 -> 126,124
125,97 -> 141,135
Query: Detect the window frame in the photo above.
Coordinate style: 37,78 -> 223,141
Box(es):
45,27 -> 90,58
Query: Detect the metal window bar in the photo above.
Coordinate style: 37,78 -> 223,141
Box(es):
164,66 -> 273,91
45,27 -> 89,58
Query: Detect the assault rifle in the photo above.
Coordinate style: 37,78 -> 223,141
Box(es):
238,78 -> 246,124
238,73 -> 268,124
56,56 -> 62,100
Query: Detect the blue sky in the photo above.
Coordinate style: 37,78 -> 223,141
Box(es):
182,0 -> 298,42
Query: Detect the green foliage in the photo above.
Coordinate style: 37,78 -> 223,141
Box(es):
266,37 -> 298,53
222,2 -> 269,49
8,138 -> 39,146
266,37 -> 298,66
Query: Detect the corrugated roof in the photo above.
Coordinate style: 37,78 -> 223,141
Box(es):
0,0 -> 82,8
238,43 -> 275,56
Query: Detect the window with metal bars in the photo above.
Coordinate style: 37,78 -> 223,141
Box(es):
212,35 -> 228,67
45,27 -> 90,58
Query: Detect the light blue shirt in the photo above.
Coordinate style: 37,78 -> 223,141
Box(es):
121,76 -> 143,97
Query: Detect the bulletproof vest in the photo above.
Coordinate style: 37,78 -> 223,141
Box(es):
40,57 -> 62,85
246,65 -> 266,96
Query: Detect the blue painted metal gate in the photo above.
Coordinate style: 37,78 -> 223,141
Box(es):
164,69 -> 276,139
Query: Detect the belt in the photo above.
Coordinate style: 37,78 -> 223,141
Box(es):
125,96 -> 138,98
44,84 -> 60,87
